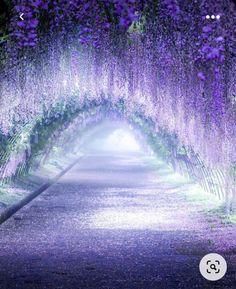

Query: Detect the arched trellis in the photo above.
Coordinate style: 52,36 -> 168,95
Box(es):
130,113 -> 236,211
0,97 -> 235,212
174,153 -> 227,200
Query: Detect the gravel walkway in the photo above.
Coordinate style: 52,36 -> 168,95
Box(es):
0,153 -> 235,289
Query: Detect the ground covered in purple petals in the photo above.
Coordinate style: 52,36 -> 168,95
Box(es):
0,153 -> 236,289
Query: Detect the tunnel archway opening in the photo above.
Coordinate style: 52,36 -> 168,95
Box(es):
0,99 -> 234,214
74,120 -> 143,155
43,119 -> 222,231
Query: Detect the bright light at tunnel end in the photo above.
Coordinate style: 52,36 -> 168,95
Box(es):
105,129 -> 141,152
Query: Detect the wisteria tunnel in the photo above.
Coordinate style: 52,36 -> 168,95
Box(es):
0,0 -> 236,288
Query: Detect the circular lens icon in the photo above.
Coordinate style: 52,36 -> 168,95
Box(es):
199,253 -> 227,281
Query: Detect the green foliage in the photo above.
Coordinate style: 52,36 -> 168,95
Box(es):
131,113 -> 179,163
128,14 -> 146,36
229,163 -> 236,179
177,146 -> 187,156
115,98 -> 125,114
12,98 -> 109,176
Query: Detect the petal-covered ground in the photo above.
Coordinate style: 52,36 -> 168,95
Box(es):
0,152 -> 236,289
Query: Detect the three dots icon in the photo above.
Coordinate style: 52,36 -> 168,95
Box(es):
206,15 -> 221,20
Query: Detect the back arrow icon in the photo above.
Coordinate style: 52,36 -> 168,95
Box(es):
20,13 -> 24,20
